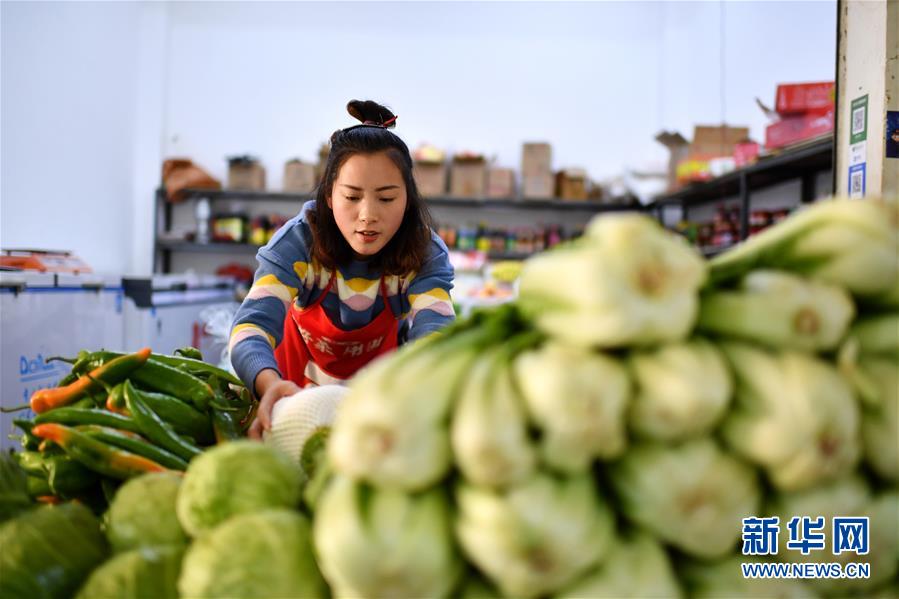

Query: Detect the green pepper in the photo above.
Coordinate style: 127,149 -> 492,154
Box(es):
45,454 -> 98,496
14,451 -> 46,477
137,390 -> 214,444
31,423 -> 168,480
33,407 -> 142,434
174,346 -> 204,361
211,407 -> 240,443
83,350 -> 243,388
76,425 -> 188,471
130,360 -> 214,412
123,381 -> 202,461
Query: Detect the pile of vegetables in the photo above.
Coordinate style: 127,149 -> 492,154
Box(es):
0,195 -> 896,598
318,195 -> 898,598
0,440 -> 322,598
6,347 -> 255,508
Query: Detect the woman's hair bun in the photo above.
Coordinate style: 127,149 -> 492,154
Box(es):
347,100 -> 397,129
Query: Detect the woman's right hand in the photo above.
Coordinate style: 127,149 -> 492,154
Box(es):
248,369 -> 301,440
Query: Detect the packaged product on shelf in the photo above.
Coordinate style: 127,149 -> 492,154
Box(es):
249,216 -> 271,246
413,143 -> 447,197
227,155 -> 266,191
450,153 -> 487,198
521,142 -> 552,176
556,168 -> 588,200
283,159 -> 316,194
486,167 -> 515,199
522,174 -> 555,199
212,213 -> 248,243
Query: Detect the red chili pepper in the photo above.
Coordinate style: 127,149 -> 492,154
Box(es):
30,348 -> 151,414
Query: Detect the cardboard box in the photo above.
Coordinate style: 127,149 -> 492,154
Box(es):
690,125 -> 750,158
522,174 -> 554,199
450,158 -> 486,198
522,143 -> 552,176
486,168 -> 515,198
228,156 -> 266,191
283,160 -> 316,194
765,109 -> 834,150
413,162 -> 447,197
775,81 -> 834,115
556,168 -> 588,200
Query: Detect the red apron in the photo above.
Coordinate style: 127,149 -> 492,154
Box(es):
274,276 -> 399,387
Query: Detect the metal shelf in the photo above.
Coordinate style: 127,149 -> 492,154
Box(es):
426,197 -> 641,212
652,136 -> 833,208
175,188 -> 313,203
157,240 -> 260,254
169,188 -> 642,213
650,136 -> 833,243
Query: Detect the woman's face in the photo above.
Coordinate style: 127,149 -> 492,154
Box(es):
328,151 -> 408,260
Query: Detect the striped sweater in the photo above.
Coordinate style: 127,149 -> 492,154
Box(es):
229,200 -> 456,390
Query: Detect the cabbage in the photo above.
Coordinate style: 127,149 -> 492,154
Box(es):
848,313 -> 899,355
330,324 -> 492,490
709,195 -> 898,297
609,438 -> 761,559
177,440 -> 302,536
455,472 -> 614,598
314,474 -> 461,598
75,544 -> 184,599
514,341 -> 630,471
698,270 -> 855,351
859,358 -> 899,481
517,213 -> 707,348
628,338 -> 731,441
557,532 -> 683,598
106,472 -> 187,552
720,342 -> 861,491
451,345 -> 536,487
769,477 -> 897,594
457,575 -> 503,599
179,508 -> 326,598
0,502 -> 109,598
684,555 -> 816,598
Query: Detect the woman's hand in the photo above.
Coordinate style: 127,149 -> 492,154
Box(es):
248,369 -> 301,440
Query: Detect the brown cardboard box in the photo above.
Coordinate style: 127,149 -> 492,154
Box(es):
228,156 -> 266,191
522,174 -> 554,199
690,125 -> 749,158
522,142 -> 552,176
486,168 -> 515,198
413,162 -> 447,197
450,158 -> 487,198
283,159 -> 317,194
556,168 -> 588,200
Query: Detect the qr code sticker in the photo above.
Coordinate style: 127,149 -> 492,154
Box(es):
851,170 -> 863,194
852,108 -> 865,135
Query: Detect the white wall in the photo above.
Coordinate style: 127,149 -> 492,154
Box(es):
1,1 -> 837,275
1,1 -> 143,275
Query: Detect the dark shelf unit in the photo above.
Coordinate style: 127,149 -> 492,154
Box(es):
650,136 -> 833,241
154,188 -> 644,273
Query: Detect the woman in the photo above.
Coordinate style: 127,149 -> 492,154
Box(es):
230,100 -> 456,439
